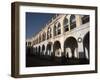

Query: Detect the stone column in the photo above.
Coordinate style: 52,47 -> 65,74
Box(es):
76,15 -> 82,27
60,38 -> 64,57
60,16 -> 64,35
78,41 -> 84,59
51,25 -> 54,38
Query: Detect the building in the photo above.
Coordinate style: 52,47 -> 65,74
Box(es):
26,14 -> 89,64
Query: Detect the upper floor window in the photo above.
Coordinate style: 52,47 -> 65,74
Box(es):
39,35 -> 41,43
42,32 -> 46,41
57,23 -> 61,35
32,41 -> 35,45
37,38 -> 39,44
47,27 -> 52,39
54,22 -> 61,36
54,25 -> 56,36
28,42 -> 31,46
81,15 -> 89,24
70,15 -> 76,29
63,18 -> 69,32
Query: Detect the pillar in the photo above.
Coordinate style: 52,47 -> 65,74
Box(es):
78,42 -> 84,58
76,15 -> 82,27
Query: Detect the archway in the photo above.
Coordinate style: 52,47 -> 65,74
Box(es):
35,47 -> 37,54
53,41 -> 61,57
64,37 -> 78,58
46,42 -> 52,56
38,46 -> 41,55
42,45 -> 45,55
83,32 -> 89,59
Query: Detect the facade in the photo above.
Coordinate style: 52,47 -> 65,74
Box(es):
26,14 -> 89,64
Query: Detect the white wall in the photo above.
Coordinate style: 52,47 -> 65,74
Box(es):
0,0 -> 100,80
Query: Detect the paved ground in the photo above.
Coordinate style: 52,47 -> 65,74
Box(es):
26,54 -> 89,67
26,55 -> 60,67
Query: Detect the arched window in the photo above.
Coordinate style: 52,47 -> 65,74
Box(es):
54,22 -> 61,36
54,25 -> 56,36
70,15 -> 76,29
47,27 -> 52,39
57,23 -> 61,35
28,42 -> 31,46
36,38 -> 38,44
39,35 -> 41,43
42,32 -> 46,41
63,18 -> 69,32
81,15 -> 89,24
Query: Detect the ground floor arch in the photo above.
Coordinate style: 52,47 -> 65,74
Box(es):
46,42 -> 52,56
83,32 -> 89,59
53,41 -> 62,57
64,37 -> 78,58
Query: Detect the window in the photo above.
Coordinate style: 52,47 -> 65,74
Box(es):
28,42 -> 31,46
63,18 -> 69,32
54,22 -> 61,36
57,23 -> 61,35
81,15 -> 89,24
54,25 -> 56,36
42,32 -> 46,41
39,35 -> 41,43
70,15 -> 76,29
47,27 -> 52,39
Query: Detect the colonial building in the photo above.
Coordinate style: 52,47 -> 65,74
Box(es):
26,14 -> 89,64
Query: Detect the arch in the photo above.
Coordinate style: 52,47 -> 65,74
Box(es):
47,27 -> 52,39
42,32 -> 46,41
42,45 -> 45,51
54,25 -> 56,36
64,37 -> 78,58
35,47 -> 37,53
63,17 -> 69,32
70,15 -> 76,29
42,45 -> 45,55
39,35 -> 41,43
53,22 -> 61,36
46,42 -> 52,55
53,41 -> 62,57
83,32 -> 89,59
57,22 -> 61,35
38,46 -> 41,54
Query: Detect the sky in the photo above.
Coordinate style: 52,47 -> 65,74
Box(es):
26,12 -> 56,39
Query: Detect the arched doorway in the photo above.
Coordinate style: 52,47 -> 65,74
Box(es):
53,41 -> 61,57
83,32 -> 89,60
38,46 -> 41,55
42,45 -> 45,55
35,47 -> 37,55
46,42 -> 52,56
53,41 -> 62,63
64,37 -> 78,58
